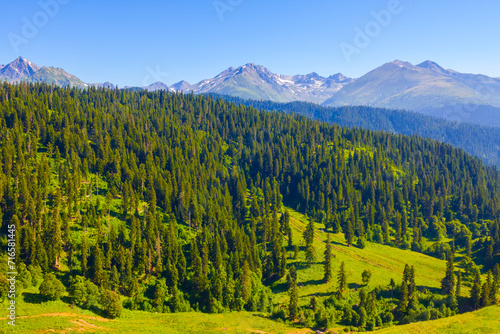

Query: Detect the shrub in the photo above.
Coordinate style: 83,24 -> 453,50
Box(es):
39,273 -> 65,301
100,290 -> 122,318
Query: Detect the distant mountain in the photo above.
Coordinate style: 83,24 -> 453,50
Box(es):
0,56 -> 41,81
322,60 -> 500,126
0,57 -> 87,88
171,80 -> 192,92
144,81 -> 172,92
4,56 -> 500,126
145,63 -> 353,103
29,66 -> 87,88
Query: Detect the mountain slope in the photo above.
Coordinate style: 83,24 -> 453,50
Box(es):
1,83 -> 499,333
0,57 -> 87,88
213,94 -> 500,166
0,56 -> 41,81
374,306 -> 500,333
29,66 -> 87,88
156,63 -> 353,103
323,60 -> 500,125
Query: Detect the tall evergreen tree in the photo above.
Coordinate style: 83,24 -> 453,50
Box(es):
470,270 -> 482,310
441,252 -> 456,295
337,261 -> 347,297
288,276 -> 298,320
323,234 -> 333,282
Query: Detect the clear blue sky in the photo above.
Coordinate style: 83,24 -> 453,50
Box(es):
1,0 -> 499,87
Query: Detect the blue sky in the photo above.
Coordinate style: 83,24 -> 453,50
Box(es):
1,0 -> 499,87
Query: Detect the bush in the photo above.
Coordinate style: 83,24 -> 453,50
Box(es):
100,290 -> 122,318
357,237 -> 367,249
39,273 -> 65,301
361,269 -> 372,285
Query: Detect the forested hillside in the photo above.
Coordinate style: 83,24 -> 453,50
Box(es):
213,95 -> 500,167
0,83 -> 499,331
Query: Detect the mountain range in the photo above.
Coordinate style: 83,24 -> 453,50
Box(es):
323,59 -> 500,126
0,56 -> 87,88
2,56 -> 500,126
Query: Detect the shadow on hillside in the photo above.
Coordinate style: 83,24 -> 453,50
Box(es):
303,291 -> 334,299
23,292 -> 46,304
348,283 -> 363,290
329,239 -> 346,247
300,279 -> 324,287
271,282 -> 289,294
292,262 -> 323,271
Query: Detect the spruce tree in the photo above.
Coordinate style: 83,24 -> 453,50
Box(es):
345,217 -> 354,246
337,261 -> 347,297
395,280 -> 409,316
304,218 -> 316,265
288,277 -> 298,320
323,234 -> 333,282
470,270 -> 482,310
441,252 -> 455,295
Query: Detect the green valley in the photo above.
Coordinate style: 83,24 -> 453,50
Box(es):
0,83 -> 499,333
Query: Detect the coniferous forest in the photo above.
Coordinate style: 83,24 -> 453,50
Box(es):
213,94 -> 500,167
0,83 -> 499,330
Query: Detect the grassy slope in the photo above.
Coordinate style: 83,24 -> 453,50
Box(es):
373,305 -> 500,334
272,208 -> 453,306
1,201 -> 489,333
1,295 -> 301,334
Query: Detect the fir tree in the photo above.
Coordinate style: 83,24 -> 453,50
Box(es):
323,234 -> 333,282
441,252 -> 455,295
288,277 -> 298,320
337,261 -> 347,297
470,270 -> 482,310
395,280 -> 409,316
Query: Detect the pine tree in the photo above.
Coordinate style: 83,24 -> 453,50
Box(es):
90,244 -> 104,286
441,252 -> 455,295
304,218 -> 316,266
395,280 -> 409,316
456,270 -> 462,298
323,234 -> 333,282
389,278 -> 396,301
303,217 -> 314,246
240,260 -> 251,304
487,270 -> 497,305
345,217 -> 354,246
480,281 -> 491,307
288,276 -> 298,320
470,270 -> 482,310
81,235 -> 88,277
337,261 -> 347,297
191,240 -> 205,295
